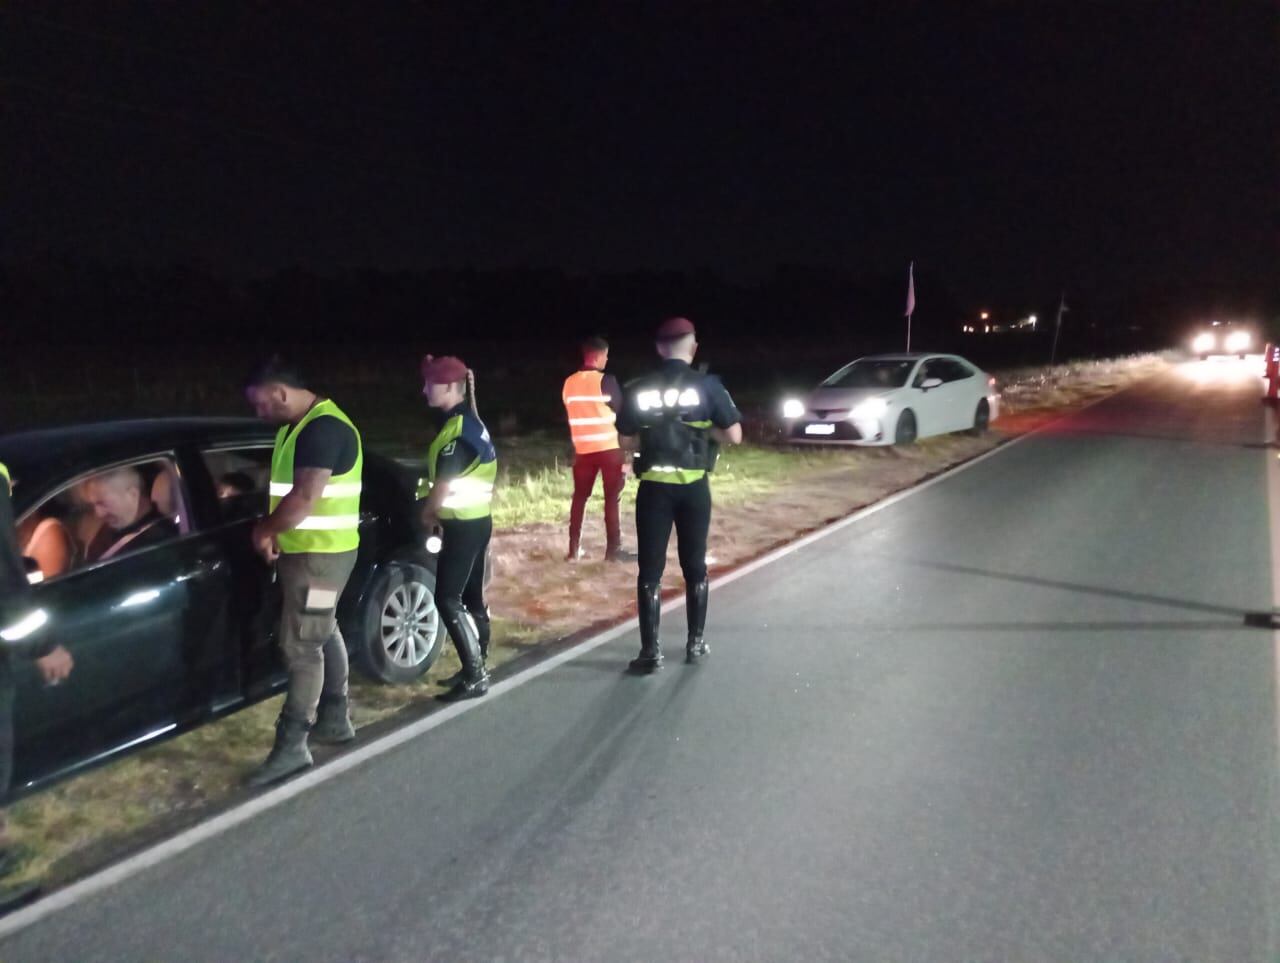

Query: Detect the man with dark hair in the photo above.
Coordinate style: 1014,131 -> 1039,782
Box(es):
0,460 -> 72,902
244,359 -> 364,786
561,336 -> 633,562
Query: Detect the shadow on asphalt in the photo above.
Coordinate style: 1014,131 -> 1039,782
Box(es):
887,556 -> 1266,625
841,620 -> 1251,633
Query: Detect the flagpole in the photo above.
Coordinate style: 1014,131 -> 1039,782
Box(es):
1050,290 -> 1066,366
905,261 -> 915,352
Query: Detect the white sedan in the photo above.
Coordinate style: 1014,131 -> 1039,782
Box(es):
782,353 -> 1000,446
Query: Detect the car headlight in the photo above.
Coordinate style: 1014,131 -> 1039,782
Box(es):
1225,331 -> 1251,352
849,398 -> 888,421
782,398 -> 806,419
1192,333 -> 1215,353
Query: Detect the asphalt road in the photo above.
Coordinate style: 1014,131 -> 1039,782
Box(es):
3,359 -> 1277,962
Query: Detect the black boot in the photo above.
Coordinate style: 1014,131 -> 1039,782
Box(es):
438,609 -> 490,702
311,693 -> 356,744
247,714 -> 313,787
474,607 -> 491,661
685,578 -> 710,663
629,581 -> 664,673
437,609 -> 491,688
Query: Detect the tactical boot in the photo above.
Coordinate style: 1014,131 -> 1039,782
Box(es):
247,714 -> 313,787
629,581 -> 664,673
437,609 -> 490,702
685,578 -> 710,664
311,694 -> 356,744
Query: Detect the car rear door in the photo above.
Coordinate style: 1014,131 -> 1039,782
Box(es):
196,444 -> 283,698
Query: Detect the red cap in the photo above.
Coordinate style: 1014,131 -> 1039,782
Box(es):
420,354 -> 469,384
655,316 -> 696,340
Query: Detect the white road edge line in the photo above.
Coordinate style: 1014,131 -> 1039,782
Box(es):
1264,399 -> 1280,962
0,383 -> 1136,939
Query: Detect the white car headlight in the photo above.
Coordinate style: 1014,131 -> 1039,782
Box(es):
849,398 -> 888,421
782,398 -> 806,419
1225,331 -> 1251,352
1192,333 -> 1215,353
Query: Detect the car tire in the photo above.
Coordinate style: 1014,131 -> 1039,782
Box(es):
967,399 -> 990,436
352,562 -> 444,684
894,410 -> 917,446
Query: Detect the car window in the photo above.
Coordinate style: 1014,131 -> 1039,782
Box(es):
822,360 -> 916,389
16,457 -> 188,581
913,360 -> 941,387
939,360 -> 975,383
201,447 -> 272,522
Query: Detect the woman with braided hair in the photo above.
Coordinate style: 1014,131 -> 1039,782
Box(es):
417,355 -> 498,701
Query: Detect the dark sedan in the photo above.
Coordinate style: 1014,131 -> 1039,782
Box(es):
0,418 -> 442,797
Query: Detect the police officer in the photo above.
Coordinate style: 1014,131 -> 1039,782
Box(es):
418,355 -> 497,702
0,459 -> 73,897
616,317 -> 742,671
244,358 -> 364,786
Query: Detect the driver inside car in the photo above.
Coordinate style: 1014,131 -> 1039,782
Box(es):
82,466 -> 178,564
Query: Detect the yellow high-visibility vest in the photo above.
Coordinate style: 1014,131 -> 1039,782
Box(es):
269,400 -> 363,554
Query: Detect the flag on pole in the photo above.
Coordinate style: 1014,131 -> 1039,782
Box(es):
905,262 -> 916,317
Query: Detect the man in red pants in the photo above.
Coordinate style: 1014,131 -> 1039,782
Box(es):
561,336 -> 634,562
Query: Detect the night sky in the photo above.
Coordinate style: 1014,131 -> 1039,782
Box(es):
3,2 -> 1276,314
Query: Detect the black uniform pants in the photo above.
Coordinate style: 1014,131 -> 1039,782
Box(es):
635,477 -> 711,585
435,515 -> 491,636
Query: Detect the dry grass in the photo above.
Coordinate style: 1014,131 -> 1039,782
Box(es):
2,353 -> 1168,888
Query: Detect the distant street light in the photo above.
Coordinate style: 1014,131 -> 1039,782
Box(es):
980,311 -> 990,320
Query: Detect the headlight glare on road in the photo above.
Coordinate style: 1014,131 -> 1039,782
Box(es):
782,399 -> 805,419
849,398 -> 888,421
1225,331 -> 1251,352
1192,333 -> 1215,353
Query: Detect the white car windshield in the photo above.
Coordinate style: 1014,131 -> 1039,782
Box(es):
821,359 -> 916,389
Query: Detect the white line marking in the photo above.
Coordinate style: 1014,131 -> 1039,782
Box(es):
0,382 -> 1140,939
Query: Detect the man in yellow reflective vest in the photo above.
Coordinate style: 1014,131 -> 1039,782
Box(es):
561,335 -> 633,562
244,358 -> 364,786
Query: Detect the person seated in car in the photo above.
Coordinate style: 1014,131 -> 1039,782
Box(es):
216,471 -> 256,500
83,467 -> 178,563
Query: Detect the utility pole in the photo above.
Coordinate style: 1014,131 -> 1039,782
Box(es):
1050,291 -> 1068,366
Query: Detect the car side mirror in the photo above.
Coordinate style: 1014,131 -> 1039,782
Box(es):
920,378 -> 943,391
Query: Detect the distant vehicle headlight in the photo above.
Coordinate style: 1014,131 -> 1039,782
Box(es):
1224,331 -> 1251,352
1192,332 -> 1215,353
782,398 -> 806,419
849,398 -> 889,421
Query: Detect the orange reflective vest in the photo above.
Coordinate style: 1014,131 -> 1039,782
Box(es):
562,370 -> 619,455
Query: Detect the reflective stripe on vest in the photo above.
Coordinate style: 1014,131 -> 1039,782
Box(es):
562,370 -> 618,455
418,414 -> 498,520
269,400 -> 363,554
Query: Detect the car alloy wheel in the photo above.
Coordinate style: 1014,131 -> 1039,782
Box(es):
381,579 -> 440,669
